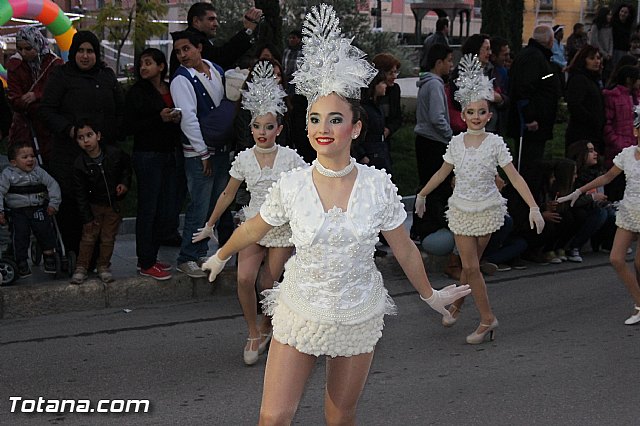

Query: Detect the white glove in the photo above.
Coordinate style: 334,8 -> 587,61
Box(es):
557,189 -> 582,207
415,194 -> 426,218
529,207 -> 545,234
192,223 -> 215,243
420,284 -> 471,320
201,249 -> 231,282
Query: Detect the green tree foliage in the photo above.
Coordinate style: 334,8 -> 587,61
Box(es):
481,0 -> 510,39
92,0 -> 167,75
134,0 -> 168,57
507,0 -> 524,52
93,3 -> 135,74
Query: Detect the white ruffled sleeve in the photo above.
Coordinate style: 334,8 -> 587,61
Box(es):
379,175 -> 407,231
229,152 -> 245,181
442,141 -> 455,166
612,148 -> 627,171
260,178 -> 289,227
495,136 -> 513,168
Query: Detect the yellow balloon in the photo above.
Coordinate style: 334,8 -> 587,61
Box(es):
55,27 -> 77,52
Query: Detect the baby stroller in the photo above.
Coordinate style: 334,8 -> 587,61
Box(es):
25,122 -> 76,279
0,232 -> 18,285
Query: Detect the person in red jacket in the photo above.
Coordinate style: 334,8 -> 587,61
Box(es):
6,26 -> 62,167
602,65 -> 640,201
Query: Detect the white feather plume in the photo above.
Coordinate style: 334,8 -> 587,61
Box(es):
291,3 -> 377,109
454,54 -> 494,109
241,61 -> 288,121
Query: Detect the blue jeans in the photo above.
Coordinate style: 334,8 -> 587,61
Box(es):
177,153 -> 231,263
133,151 -> 177,269
568,206 -> 608,250
207,152 -> 233,246
483,215 -> 528,264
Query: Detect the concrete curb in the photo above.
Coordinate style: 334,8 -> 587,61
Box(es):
0,269 -> 238,319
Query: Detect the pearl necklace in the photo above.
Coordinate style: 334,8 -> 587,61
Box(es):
254,144 -> 278,154
467,128 -> 486,135
313,158 -> 356,178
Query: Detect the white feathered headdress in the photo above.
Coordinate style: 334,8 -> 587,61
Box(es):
241,61 -> 288,122
454,54 -> 494,109
290,3 -> 377,111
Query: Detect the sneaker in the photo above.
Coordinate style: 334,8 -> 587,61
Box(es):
480,262 -> 498,275
98,268 -> 114,283
177,261 -> 207,278
496,264 -> 512,272
567,248 -> 583,263
17,261 -> 32,278
196,257 -> 210,267
544,251 -> 562,264
509,257 -> 528,270
140,264 -> 172,281
137,261 -> 172,271
70,268 -> 87,284
43,254 -> 56,274
556,249 -> 567,262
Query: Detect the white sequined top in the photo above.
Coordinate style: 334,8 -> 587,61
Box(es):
443,132 -> 512,212
230,146 -> 308,219
613,146 -> 640,211
260,164 -> 406,324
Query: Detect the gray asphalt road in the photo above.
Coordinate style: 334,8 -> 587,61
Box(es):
1,257 -> 639,425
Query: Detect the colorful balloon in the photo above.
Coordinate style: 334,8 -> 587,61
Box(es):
0,0 -> 77,61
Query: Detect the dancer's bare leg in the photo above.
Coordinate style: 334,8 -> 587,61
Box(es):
237,243 -> 266,351
610,228 -> 640,306
259,340 -> 317,425
455,234 -> 495,329
258,247 -> 294,336
324,351 -> 375,426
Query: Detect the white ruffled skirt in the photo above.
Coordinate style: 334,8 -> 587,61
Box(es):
446,195 -> 507,237
261,287 -> 395,358
616,201 -> 640,233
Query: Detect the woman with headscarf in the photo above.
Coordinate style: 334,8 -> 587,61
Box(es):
7,26 -> 63,166
40,30 -> 125,255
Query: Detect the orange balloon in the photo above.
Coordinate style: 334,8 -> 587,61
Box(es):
37,0 -> 60,25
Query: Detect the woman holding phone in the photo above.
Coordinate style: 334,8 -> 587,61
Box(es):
124,48 -> 182,280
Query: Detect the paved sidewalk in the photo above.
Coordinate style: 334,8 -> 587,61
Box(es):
0,210 -> 618,319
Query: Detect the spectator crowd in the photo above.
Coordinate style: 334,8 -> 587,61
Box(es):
0,2 -> 637,292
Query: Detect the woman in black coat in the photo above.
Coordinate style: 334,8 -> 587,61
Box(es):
40,30 -> 124,255
124,48 -> 181,278
358,70 -> 392,173
564,45 -> 605,153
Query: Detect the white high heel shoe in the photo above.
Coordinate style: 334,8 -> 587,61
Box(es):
624,306 -> 640,325
244,337 -> 260,365
466,318 -> 499,344
442,305 -> 461,327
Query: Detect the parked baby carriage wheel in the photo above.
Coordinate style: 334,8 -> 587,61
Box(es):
0,259 -> 18,285
30,240 -> 42,265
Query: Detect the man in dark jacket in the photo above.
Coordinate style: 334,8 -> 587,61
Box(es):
168,2 -> 262,78
420,18 -> 449,69
508,25 -> 561,177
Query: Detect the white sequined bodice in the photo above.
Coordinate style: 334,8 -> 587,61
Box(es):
614,146 -> 640,208
230,146 -> 307,218
443,133 -> 512,210
260,164 -> 406,323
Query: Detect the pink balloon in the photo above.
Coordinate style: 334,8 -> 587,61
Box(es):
9,0 -> 30,17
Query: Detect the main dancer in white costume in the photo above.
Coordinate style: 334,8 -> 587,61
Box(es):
415,54 -> 544,344
201,4 -> 470,424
